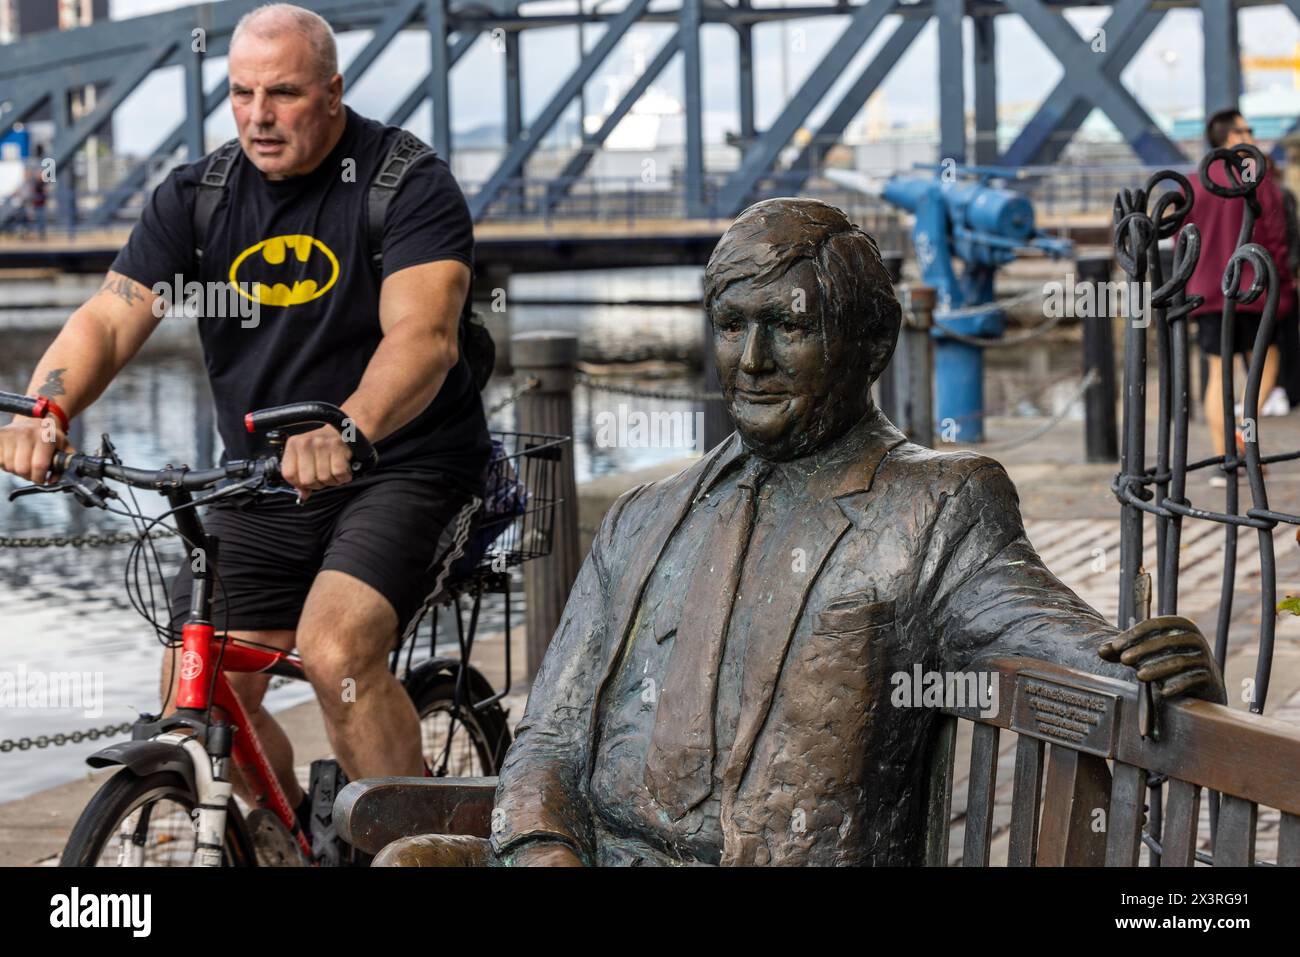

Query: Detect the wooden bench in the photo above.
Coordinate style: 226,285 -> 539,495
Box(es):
336,653 -> 1300,866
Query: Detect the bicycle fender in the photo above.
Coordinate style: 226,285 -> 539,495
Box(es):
86,740 -> 197,794
408,657 -> 498,703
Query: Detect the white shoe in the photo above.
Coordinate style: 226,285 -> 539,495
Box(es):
1262,387 -> 1291,417
1209,475 -> 1228,488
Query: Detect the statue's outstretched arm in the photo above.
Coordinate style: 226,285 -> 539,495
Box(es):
920,459 -> 1224,709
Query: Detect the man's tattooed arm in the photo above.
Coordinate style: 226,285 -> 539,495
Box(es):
96,274 -> 146,308
37,367 -> 66,399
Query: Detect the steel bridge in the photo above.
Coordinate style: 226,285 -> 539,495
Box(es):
0,0 -> 1292,235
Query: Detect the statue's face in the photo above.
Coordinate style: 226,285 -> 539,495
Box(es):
711,260 -> 870,460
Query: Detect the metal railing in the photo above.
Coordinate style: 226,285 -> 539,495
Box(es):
1111,146 -> 1286,712
1110,145 -> 1297,866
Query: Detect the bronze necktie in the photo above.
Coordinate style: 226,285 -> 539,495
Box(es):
644,455 -> 771,819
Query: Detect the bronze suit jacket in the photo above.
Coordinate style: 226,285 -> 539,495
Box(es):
491,407 -> 1131,865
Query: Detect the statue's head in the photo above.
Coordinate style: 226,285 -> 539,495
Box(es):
703,198 -> 901,461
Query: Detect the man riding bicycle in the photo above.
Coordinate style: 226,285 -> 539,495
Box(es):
0,4 -> 491,835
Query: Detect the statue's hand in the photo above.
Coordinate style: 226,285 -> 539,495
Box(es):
503,841 -> 584,867
1098,616 -> 1227,736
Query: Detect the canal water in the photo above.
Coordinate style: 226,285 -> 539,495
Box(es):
0,266 -> 1082,802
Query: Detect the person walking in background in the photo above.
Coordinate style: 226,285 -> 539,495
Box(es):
23,144 -> 47,240
1187,110 -> 1296,482
1279,178 -> 1300,407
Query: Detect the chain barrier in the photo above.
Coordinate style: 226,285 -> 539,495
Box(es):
930,285 -> 1045,321
0,675 -> 309,756
968,369 -> 1099,453
0,528 -> 175,550
484,377 -> 539,416
577,372 -> 723,402
0,721 -> 135,753
930,287 -> 1067,348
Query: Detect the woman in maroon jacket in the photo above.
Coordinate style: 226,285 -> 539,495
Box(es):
1187,110 -> 1297,473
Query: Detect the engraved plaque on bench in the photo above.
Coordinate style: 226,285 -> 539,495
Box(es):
1011,672 -> 1121,758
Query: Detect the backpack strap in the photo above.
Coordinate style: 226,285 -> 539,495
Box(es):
367,129 -> 433,275
192,138 -> 240,266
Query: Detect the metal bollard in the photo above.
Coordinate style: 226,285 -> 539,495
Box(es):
893,285 -> 935,448
511,332 -> 581,680
881,251 -> 904,285
1077,254 -> 1118,463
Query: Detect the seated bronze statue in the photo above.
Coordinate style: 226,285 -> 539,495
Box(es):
476,197 -> 1224,866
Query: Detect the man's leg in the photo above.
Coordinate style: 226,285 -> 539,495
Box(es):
1205,353 -> 1227,457
296,570 -> 423,780
159,629 -> 304,809
1258,344 -> 1281,404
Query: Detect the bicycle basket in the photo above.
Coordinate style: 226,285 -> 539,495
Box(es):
449,431 -> 569,578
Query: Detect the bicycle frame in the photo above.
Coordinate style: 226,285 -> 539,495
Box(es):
156,485 -> 312,863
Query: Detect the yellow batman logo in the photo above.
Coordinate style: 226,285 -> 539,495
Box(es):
228,234 -> 340,307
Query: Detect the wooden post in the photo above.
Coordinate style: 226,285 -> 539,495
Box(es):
512,332 -> 581,680
876,258 -> 906,423
893,284 -> 935,448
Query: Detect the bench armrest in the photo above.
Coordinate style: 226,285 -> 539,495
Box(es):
334,776 -> 498,855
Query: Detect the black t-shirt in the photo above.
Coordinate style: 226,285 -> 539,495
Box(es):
111,106 -> 490,492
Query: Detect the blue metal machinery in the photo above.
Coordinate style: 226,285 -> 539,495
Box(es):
881,166 -> 1073,442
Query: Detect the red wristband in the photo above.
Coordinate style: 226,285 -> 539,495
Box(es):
31,396 -> 70,434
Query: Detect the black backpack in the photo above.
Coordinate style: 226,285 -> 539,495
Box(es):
191,131 -> 495,390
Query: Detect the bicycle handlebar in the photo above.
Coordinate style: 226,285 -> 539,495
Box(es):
0,392 -> 47,420
244,401 -> 378,472
1,392 -> 378,490
48,451 -> 268,492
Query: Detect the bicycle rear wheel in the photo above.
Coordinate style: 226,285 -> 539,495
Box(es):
60,768 -> 256,867
404,664 -> 511,777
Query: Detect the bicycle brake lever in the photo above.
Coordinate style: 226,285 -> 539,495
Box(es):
7,483 -> 66,502
6,475 -> 112,508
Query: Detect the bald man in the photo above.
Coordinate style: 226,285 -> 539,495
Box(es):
0,4 -> 490,838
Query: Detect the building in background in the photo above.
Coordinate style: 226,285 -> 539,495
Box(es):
2,0 -> 113,186
1,0 -> 109,41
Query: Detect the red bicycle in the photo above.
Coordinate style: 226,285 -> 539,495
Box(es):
0,392 -> 540,867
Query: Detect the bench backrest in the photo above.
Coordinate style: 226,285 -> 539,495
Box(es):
924,655 -> 1300,866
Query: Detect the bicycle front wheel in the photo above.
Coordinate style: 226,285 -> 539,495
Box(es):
60,768 -> 256,867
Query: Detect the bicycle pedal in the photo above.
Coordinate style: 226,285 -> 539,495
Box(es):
246,808 -> 309,867
308,758 -> 352,866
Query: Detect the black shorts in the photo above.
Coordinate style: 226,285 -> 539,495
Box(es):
1196,311 -> 1277,357
169,470 -> 482,635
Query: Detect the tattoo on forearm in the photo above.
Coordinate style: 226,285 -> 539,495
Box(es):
98,275 -> 145,308
37,368 -> 66,399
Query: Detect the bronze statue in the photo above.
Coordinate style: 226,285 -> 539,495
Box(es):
489,198 -> 1225,866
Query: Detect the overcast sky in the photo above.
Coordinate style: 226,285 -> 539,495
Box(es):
104,1 -> 1300,154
